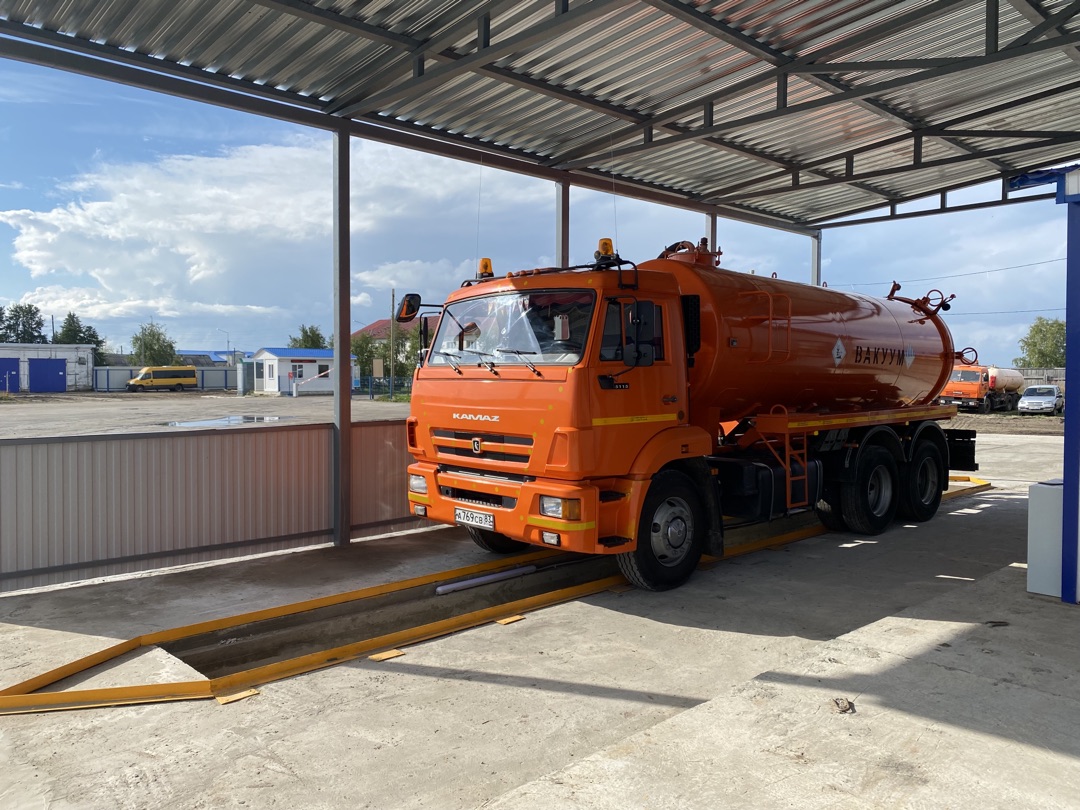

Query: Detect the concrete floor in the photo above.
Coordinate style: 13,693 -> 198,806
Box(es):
0,434 -> 1074,809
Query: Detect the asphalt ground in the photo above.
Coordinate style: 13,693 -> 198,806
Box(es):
0,431 -> 1073,809
0,391 -> 411,439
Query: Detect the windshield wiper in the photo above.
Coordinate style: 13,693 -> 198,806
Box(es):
432,351 -> 463,374
460,348 -> 498,374
496,347 -> 542,376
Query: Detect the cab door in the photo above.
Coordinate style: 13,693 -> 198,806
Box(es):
590,297 -> 685,474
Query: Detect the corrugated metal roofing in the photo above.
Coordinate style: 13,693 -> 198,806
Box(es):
2,0 -> 1079,230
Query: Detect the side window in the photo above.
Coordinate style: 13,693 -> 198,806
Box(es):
651,306 -> 665,361
268,364 -> 275,378
292,363 -> 305,379
600,301 -> 623,361
599,301 -> 665,361
318,364 -> 329,377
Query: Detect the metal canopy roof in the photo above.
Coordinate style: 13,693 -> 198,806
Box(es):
3,0 -> 1080,234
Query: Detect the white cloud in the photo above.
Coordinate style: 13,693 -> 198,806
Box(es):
0,135 -> 560,349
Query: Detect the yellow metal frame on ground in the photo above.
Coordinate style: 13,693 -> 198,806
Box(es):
0,476 -> 991,716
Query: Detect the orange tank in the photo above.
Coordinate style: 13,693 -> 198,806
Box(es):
637,251 -> 956,425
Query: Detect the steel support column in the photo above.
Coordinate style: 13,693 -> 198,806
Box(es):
706,213 -> 717,255
333,127 -> 353,546
556,181 -> 570,268
810,230 -> 822,286
1062,195 -> 1080,602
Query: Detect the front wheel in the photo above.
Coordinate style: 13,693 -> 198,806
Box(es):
174,383 -> 184,391
840,446 -> 899,535
617,470 -> 704,591
466,527 -> 530,554
897,441 -> 944,522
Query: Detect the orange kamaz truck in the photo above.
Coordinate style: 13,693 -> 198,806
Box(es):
396,238 -> 975,590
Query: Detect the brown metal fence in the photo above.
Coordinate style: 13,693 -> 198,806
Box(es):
0,420 -> 418,593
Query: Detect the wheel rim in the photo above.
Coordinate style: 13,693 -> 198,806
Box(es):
648,496 -> 694,568
914,456 -> 939,506
867,465 -> 894,517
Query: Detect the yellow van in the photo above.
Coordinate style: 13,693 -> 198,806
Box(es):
126,366 -> 198,392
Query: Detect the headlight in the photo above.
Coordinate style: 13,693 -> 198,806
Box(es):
539,496 -> 580,520
409,474 -> 428,495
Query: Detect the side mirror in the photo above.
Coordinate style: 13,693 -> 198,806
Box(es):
624,301 -> 655,367
396,293 -> 422,323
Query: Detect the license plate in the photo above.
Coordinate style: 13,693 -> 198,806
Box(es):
455,507 -> 494,530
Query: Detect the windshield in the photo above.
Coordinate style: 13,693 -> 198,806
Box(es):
950,370 -> 981,382
428,289 -> 596,369
1024,387 -> 1056,397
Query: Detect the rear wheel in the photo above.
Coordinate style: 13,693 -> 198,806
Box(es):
467,527 -> 530,554
174,383 -> 184,391
840,446 -> 898,535
898,441 -> 944,522
617,470 -> 704,591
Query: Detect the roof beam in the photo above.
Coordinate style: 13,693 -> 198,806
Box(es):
703,135 -> 1080,205
696,78 -> 1080,201
326,0 -> 624,117
248,0 -> 421,49
1005,0 -> 1080,61
548,0 -> 971,169
552,30 -> 1080,172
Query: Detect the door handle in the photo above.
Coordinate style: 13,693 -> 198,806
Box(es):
662,395 -> 678,404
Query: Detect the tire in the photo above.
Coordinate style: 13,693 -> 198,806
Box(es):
981,396 -> 992,414
466,527 -> 530,554
897,440 -> 944,522
815,491 -> 848,532
840,446 -> 899,535
174,384 -> 183,392
617,470 -> 704,591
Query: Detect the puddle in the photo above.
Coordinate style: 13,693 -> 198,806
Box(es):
166,415 -> 289,427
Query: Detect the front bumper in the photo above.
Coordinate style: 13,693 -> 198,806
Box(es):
406,462 -> 641,555
938,397 -> 979,409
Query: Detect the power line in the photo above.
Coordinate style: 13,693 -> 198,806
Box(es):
947,308 -> 1066,316
840,258 -> 1065,288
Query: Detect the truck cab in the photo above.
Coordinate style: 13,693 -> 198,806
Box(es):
402,260 -> 707,571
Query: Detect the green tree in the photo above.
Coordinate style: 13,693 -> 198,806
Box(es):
0,305 -> 6,342
1013,316 -> 1066,367
350,332 -> 377,377
53,311 -> 107,366
288,324 -> 328,349
131,321 -> 178,366
4,303 -> 48,344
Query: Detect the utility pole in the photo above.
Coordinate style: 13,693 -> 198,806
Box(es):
386,289 -> 390,397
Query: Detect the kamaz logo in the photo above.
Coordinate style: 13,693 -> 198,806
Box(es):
452,413 -> 500,422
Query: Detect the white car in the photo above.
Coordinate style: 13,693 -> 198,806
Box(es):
1018,385 -> 1064,415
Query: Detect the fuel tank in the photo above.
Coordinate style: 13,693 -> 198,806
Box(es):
987,366 -> 1024,393
637,251 -> 956,422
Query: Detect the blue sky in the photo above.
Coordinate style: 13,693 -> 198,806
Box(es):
0,60 -> 1068,367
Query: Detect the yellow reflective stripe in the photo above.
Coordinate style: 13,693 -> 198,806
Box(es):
591,413 -> 678,427
528,517 -> 596,531
408,493 -> 431,505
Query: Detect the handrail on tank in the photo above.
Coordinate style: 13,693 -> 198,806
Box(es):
737,290 -> 792,364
